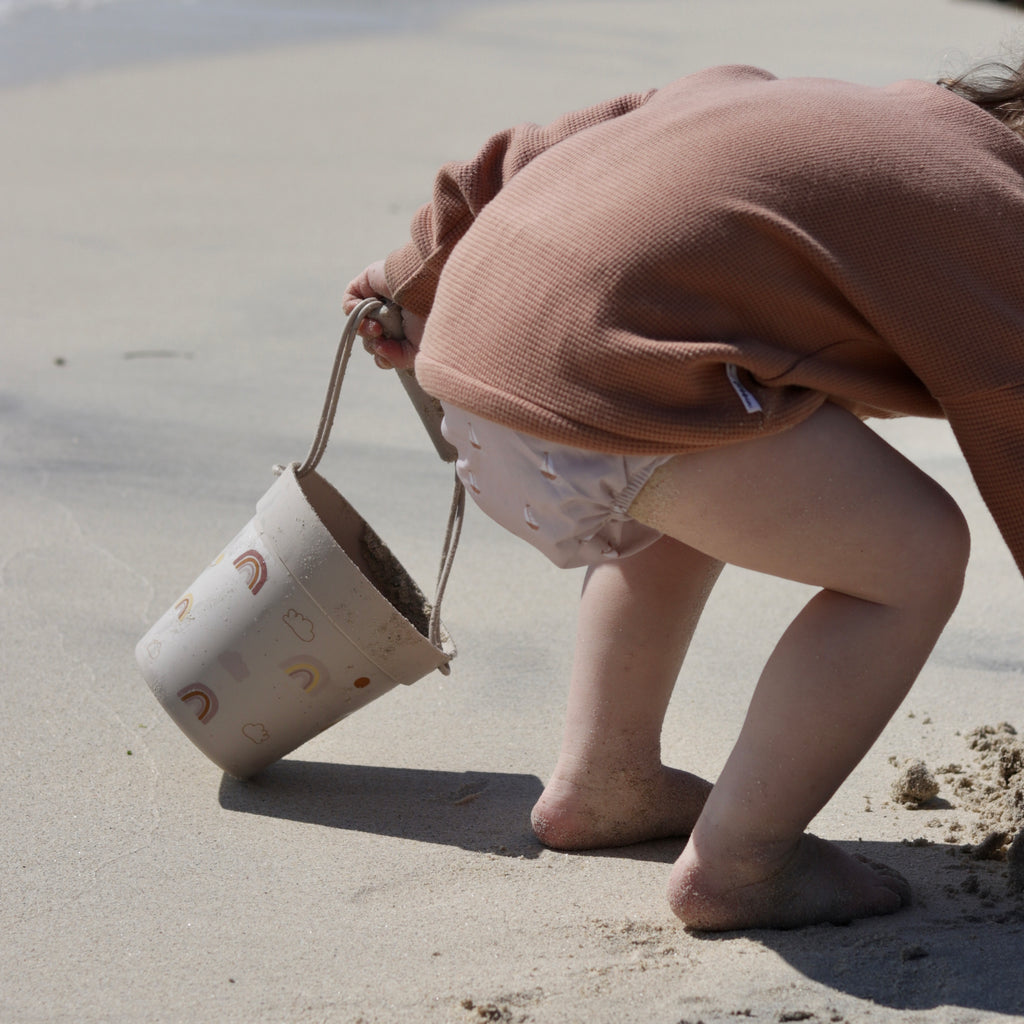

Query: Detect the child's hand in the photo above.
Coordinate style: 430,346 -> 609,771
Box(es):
342,260 -> 424,371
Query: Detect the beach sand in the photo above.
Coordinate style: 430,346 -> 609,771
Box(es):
2,1 -> 1024,1021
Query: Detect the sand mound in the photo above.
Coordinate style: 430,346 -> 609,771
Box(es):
949,724 -> 1024,840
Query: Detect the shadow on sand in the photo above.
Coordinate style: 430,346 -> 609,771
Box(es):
690,839 -> 1024,1017
221,772 -> 1024,1016
218,759 -> 545,859
533,833 -> 1024,1016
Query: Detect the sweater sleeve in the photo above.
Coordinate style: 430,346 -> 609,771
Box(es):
384,89 -> 656,317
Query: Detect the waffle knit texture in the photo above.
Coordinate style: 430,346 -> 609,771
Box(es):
384,65 -> 1024,572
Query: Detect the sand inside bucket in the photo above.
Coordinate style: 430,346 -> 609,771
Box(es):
297,470 -> 434,638
359,522 -> 432,638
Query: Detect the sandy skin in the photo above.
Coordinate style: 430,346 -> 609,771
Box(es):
530,531 -> 720,853
670,832 -> 911,931
531,763 -> 712,852
532,404 -> 967,931
531,760 -> 911,931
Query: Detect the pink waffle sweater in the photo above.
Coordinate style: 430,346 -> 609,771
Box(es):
384,65 -> 1024,572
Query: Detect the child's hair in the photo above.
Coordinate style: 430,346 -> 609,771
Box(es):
939,55 -> 1024,137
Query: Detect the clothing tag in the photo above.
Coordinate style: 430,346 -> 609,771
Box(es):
726,364 -> 763,414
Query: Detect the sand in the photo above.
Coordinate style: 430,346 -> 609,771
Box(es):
3,1 -> 1024,1021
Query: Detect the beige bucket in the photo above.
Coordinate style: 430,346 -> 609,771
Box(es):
136,299 -> 462,778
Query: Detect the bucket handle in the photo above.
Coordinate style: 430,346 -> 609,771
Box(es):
290,298 -> 464,668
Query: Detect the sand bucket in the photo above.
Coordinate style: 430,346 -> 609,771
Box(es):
136,299 -> 463,779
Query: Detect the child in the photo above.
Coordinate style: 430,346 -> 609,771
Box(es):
342,58 -> 1024,930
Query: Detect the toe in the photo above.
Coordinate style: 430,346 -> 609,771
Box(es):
854,854 -> 912,908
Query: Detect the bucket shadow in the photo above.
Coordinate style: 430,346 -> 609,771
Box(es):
689,840 -> 1024,1018
218,760 -> 545,859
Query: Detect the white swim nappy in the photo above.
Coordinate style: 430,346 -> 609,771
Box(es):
440,404 -> 673,569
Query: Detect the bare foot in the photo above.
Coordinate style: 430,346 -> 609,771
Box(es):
669,832 -> 911,931
531,763 -> 712,851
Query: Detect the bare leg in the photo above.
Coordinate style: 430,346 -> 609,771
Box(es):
628,403 -> 970,930
531,536 -> 723,850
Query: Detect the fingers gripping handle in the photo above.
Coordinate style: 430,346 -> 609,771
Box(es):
373,302 -> 458,464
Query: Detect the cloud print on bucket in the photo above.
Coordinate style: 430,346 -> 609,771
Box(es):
283,608 -> 315,642
242,723 -> 270,744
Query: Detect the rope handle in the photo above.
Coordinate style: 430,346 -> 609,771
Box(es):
293,298 -> 464,663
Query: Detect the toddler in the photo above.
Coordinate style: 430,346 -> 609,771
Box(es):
343,56 -> 1024,930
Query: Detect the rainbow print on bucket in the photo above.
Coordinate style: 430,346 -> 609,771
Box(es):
177,683 -> 218,723
282,657 -> 328,693
174,593 -> 193,620
232,549 -> 268,594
